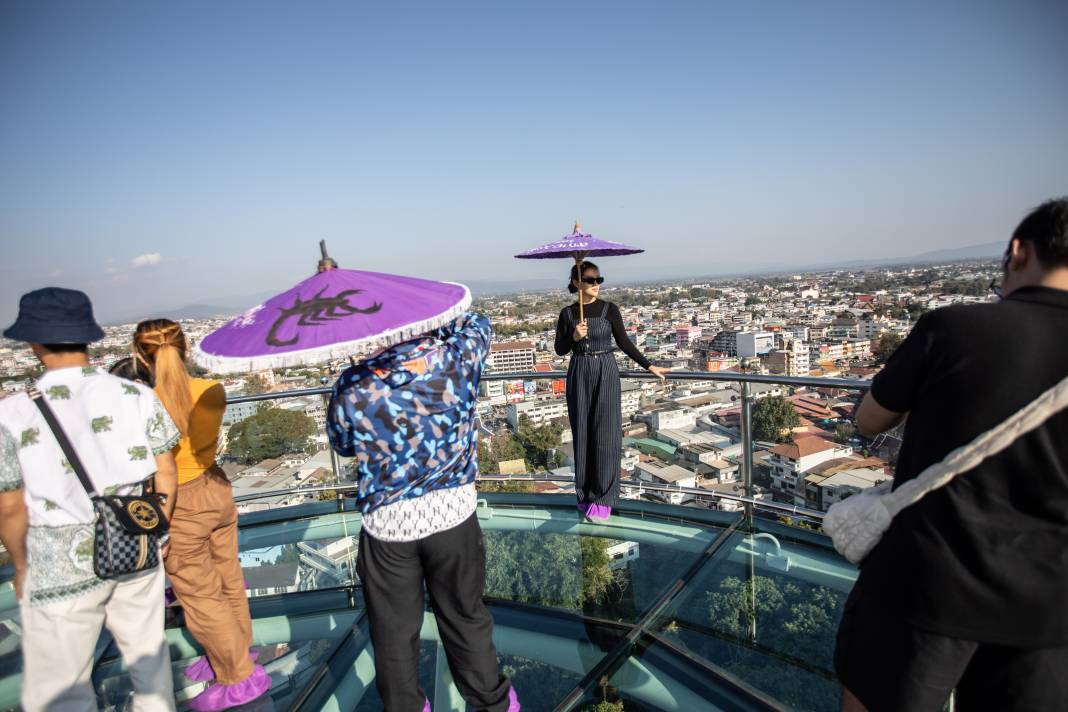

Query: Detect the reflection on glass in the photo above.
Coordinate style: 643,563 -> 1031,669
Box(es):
355,641 -> 437,711
483,530 -> 700,623
497,654 -> 584,712
654,531 -> 852,712
241,536 -> 359,598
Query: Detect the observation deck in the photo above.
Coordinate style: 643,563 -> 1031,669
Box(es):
1,370 -> 868,711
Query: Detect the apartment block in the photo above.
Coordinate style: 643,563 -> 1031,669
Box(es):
507,397 -> 568,427
488,340 -> 536,373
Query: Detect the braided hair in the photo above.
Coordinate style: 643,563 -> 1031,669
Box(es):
133,319 -> 193,435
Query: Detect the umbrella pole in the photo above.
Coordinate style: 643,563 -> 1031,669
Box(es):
575,254 -> 585,324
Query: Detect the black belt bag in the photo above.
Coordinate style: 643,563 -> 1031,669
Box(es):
30,388 -> 169,579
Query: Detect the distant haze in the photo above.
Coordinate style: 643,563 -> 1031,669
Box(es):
102,241 -> 1003,324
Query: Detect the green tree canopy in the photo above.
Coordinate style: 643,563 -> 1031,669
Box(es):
477,431 -> 528,475
483,532 -> 621,609
872,332 -> 904,363
226,408 -> 316,464
516,414 -> 564,470
752,396 -> 801,443
834,422 -> 856,445
241,373 -> 273,396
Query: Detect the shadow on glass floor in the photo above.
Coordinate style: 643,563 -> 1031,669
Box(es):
0,499 -> 856,711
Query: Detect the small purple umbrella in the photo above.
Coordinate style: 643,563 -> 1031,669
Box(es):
515,222 -> 643,321
193,243 -> 470,374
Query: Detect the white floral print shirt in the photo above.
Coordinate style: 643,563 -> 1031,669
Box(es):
0,366 -> 179,605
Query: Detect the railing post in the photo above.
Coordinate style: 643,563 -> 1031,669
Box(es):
740,381 -> 754,501
740,381 -> 758,642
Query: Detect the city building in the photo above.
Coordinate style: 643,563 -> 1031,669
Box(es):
675,324 -> 703,348
245,562 -> 300,597
298,537 -> 358,585
605,541 -> 640,570
480,379 -> 507,405
650,408 -> 697,432
767,437 -> 853,501
710,330 -> 741,356
736,331 -> 776,358
507,397 -> 568,427
222,400 -> 259,426
488,340 -> 536,373
633,462 -> 698,505
798,456 -> 889,509
766,339 -> 810,378
620,381 -> 642,418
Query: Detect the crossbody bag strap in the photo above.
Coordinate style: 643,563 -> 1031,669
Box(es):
883,372 -> 1068,517
28,387 -> 99,498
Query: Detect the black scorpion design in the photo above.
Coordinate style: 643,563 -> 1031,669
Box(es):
266,288 -> 383,347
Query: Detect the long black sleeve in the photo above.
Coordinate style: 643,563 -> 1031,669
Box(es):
606,302 -> 652,369
554,307 -> 574,356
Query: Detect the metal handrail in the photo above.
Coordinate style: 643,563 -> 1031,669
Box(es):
232,475 -> 826,522
225,369 -> 869,405
482,369 -> 870,390
224,369 -> 859,525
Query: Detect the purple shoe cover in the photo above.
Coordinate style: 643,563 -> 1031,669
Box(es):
184,656 -> 215,682
188,664 -> 270,711
586,503 -> 611,520
508,686 -> 521,712
184,650 -> 261,683
422,699 -> 431,712
576,501 -> 590,516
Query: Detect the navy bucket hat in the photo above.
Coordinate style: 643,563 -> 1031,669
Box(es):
4,287 -> 105,344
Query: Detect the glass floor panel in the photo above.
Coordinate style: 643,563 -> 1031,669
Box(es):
649,529 -> 855,712
0,497 -> 856,711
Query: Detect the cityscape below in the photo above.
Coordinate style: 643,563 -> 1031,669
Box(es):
0,254 -> 1001,712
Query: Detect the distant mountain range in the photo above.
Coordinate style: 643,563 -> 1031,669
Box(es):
104,291 -> 277,326
819,241 -> 1004,269
103,241 -> 1003,323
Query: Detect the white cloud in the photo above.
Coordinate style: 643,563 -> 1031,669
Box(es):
130,253 -> 162,268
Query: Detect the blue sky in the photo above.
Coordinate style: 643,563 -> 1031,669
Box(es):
2,0 -> 1066,323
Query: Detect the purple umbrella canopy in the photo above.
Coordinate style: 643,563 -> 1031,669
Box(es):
193,268 -> 471,374
514,222 -> 644,260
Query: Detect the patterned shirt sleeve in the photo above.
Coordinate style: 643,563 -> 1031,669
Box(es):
0,423 -> 24,492
436,312 -> 492,376
144,394 -> 181,455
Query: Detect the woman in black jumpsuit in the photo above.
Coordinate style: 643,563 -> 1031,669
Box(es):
554,261 -> 667,520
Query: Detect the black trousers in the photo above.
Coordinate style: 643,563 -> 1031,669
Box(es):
566,353 -> 623,506
357,513 -> 512,712
836,575 -> 1068,712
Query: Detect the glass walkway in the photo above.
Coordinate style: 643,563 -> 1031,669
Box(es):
0,491 -> 857,711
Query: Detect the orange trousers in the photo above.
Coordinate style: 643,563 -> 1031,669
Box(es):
164,469 -> 254,685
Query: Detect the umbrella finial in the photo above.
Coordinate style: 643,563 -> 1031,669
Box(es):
317,240 -> 338,272
573,220 -> 581,234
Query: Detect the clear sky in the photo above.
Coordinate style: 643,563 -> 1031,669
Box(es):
2,0 -> 1066,323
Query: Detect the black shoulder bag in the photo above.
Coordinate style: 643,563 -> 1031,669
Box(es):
29,387 -> 170,579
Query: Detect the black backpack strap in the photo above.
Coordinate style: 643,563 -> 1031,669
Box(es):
28,387 -> 98,498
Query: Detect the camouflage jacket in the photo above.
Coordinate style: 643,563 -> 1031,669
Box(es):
327,312 -> 491,515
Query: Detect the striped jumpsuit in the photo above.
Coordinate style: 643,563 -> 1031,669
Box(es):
555,300 -> 652,508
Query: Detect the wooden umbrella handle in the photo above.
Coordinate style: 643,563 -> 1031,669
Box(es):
575,254 -> 585,324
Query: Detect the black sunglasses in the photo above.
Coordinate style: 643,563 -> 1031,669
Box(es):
580,276 -> 605,285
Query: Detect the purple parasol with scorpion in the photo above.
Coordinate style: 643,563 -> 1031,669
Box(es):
192,241 -> 470,374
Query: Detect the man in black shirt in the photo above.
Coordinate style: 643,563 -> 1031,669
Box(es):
836,198 -> 1068,712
